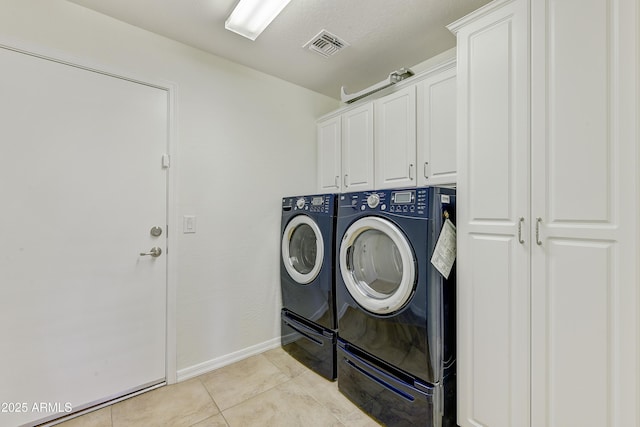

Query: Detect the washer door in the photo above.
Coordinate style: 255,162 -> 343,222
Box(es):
282,215 -> 324,285
339,217 -> 416,314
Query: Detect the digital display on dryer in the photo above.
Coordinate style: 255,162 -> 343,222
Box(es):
392,191 -> 413,204
311,197 -> 324,206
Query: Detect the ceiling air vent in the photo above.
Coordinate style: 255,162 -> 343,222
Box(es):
304,30 -> 349,58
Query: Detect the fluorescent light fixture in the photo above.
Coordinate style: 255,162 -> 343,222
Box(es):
225,0 -> 292,41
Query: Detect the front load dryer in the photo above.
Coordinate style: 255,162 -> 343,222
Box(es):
335,187 -> 457,427
280,193 -> 337,380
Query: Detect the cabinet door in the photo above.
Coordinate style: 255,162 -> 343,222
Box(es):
317,115 -> 342,193
451,0 -> 531,426
374,86 -> 417,189
530,0 -> 639,425
342,103 -> 374,192
417,66 -> 457,186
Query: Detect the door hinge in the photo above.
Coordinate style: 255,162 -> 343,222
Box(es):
162,154 -> 171,168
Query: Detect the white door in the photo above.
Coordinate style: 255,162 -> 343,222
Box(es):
451,1 -> 531,426
530,0 -> 639,425
339,217 -> 416,315
0,47 -> 168,426
317,116 -> 342,193
282,215 -> 324,284
374,86 -> 417,189
417,66 -> 457,186
342,103 -> 374,192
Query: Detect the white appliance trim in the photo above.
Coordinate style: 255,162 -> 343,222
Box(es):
281,214 -> 325,284
339,216 -> 416,314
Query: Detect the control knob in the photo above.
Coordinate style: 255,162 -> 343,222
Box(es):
296,198 -> 306,210
367,193 -> 380,209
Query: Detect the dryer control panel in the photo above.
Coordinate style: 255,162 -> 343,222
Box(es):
341,188 -> 429,217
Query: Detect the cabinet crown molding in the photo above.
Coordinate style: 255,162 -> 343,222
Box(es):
447,0 -> 517,34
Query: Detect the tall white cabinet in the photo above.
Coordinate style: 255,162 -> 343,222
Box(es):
450,0 -> 640,426
450,2 -> 531,425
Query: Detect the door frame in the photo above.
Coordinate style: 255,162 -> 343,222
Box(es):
0,36 -> 179,385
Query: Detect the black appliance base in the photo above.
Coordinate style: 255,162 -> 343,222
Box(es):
281,309 -> 336,381
338,340 -> 457,427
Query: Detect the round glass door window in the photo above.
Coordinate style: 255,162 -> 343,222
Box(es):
282,215 -> 324,284
339,217 -> 416,314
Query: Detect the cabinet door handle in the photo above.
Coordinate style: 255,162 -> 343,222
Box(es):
518,217 -> 525,244
344,174 -> 349,188
409,164 -> 414,180
536,217 -> 543,245
424,162 -> 429,179
335,176 -> 340,188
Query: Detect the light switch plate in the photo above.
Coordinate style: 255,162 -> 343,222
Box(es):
183,215 -> 196,234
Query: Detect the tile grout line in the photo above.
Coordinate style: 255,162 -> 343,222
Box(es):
197,352 -> 298,415
260,351 -> 354,427
194,375 -> 227,424
218,375 -> 298,413
216,375 -> 312,427
262,350 -> 359,426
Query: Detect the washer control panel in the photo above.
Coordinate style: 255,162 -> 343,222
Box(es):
282,194 -> 334,214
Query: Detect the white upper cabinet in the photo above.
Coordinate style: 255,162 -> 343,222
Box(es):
451,0 -> 639,426
342,102 -> 374,192
316,103 -> 374,194
374,86 -> 417,189
317,62 -> 458,193
417,65 -> 457,186
317,115 -> 342,193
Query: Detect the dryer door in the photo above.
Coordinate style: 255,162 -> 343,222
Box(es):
339,217 -> 416,314
282,215 -> 324,285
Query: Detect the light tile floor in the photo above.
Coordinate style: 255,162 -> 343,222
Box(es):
55,348 -> 381,427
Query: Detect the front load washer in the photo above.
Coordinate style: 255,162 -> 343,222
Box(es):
335,187 -> 456,427
280,193 -> 337,380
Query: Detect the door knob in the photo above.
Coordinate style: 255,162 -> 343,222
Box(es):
140,247 -> 162,257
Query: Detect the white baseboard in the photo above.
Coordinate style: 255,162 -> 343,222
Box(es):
176,337 -> 281,382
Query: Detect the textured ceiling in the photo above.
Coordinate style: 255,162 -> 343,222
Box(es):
66,0 -> 490,100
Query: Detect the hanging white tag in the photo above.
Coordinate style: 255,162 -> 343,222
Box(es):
431,219 -> 457,279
